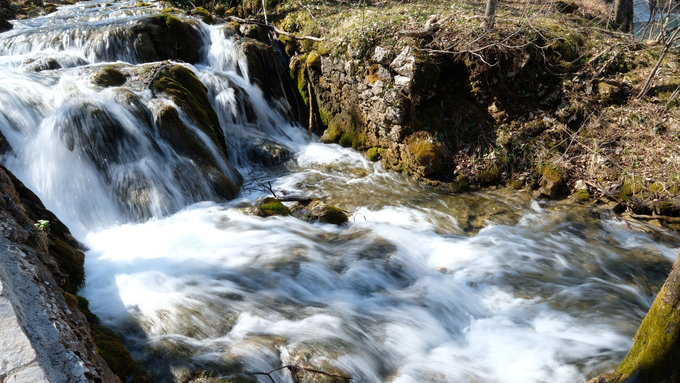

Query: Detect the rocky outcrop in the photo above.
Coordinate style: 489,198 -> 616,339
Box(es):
0,165 -> 127,382
588,253 -> 680,383
128,14 -> 204,63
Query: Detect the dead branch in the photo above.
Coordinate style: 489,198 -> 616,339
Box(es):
637,26 -> 680,98
226,16 -> 324,41
247,364 -> 352,383
257,181 -> 278,198
398,15 -> 439,38
630,214 -> 680,223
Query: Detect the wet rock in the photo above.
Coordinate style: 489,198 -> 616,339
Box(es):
286,342 -> 352,383
91,65 -> 127,87
0,165 -> 127,382
151,64 -> 227,159
238,38 -> 304,119
245,138 -> 291,166
128,14 -> 203,63
22,54 -> 88,72
0,130 -> 11,155
256,197 -> 291,217
404,131 -> 446,178
190,6 -> 213,24
292,200 -> 349,225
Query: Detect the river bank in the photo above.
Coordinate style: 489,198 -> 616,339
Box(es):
176,0 -> 680,231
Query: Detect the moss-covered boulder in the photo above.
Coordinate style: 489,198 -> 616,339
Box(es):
191,6 -> 213,23
92,66 -> 127,87
404,131 -> 446,178
588,254 -> 680,383
128,14 -> 203,63
256,198 -> 291,217
151,64 -> 227,159
367,147 -> 383,162
538,163 -> 568,198
597,81 -> 626,105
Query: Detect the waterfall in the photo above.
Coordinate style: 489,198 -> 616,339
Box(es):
0,0 -> 307,234
2,1 -> 679,383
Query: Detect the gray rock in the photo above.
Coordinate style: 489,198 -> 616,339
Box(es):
390,47 -> 416,77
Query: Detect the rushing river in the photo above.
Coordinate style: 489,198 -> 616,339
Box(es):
1,1 -> 679,382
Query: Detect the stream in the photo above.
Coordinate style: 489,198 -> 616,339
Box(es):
1,1 -> 679,382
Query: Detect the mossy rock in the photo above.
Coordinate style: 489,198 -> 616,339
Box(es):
91,66 -> 126,87
538,163 -> 568,198
130,14 -> 203,63
318,205 -> 348,225
306,50 -> 321,70
257,198 -> 291,217
573,189 -> 590,203
366,147 -> 383,162
320,113 -> 363,148
477,163 -> 502,186
404,131 -> 446,178
588,256 -> 680,383
151,64 -> 227,159
597,81 -> 626,105
617,177 -> 644,201
191,6 -> 213,24
62,291 -> 144,382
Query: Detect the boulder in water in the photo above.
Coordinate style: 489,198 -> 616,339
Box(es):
245,138 -> 291,166
151,64 -> 228,159
292,200 -> 349,225
92,66 -> 127,87
128,14 -> 203,63
256,197 -> 291,217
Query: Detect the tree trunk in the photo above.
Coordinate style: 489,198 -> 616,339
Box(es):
588,253 -> 680,383
483,0 -> 499,31
613,0 -> 634,32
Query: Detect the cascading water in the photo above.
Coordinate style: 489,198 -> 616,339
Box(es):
0,1 -> 678,383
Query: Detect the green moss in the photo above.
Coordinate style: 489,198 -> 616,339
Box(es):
450,174 -> 470,193
319,205 -> 348,225
257,198 -> 291,217
615,264 -> 680,382
91,66 -> 126,87
296,60 -> 309,104
618,177 -> 643,201
151,64 -> 225,157
574,189 -> 590,202
649,181 -> 665,193
48,237 -> 85,293
477,163 -> 501,186
338,132 -> 356,148
305,50 -> 321,70
62,291 -> 144,382
539,163 -> 568,198
161,7 -> 179,13
192,6 -> 213,23
367,147 -> 383,162
405,132 -> 445,178
136,1 -> 150,6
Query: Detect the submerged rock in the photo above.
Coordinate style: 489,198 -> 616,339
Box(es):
245,138 -> 291,166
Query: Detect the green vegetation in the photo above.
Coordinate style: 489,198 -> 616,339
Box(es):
33,219 -> 50,231
257,198 -> 291,217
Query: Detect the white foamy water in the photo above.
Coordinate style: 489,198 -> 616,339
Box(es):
1,0 -> 679,382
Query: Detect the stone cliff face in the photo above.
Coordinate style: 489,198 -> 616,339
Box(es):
0,165 -> 122,383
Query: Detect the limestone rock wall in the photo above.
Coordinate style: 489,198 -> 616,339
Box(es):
0,165 -> 121,383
